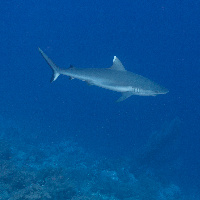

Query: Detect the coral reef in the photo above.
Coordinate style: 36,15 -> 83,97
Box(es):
0,116 -> 196,199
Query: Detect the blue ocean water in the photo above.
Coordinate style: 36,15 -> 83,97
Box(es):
0,0 -> 200,199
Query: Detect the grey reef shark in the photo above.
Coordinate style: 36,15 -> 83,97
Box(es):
39,48 -> 168,102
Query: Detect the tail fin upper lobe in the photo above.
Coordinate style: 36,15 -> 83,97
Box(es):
38,48 -> 60,82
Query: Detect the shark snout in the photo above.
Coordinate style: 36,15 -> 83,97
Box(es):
155,87 -> 169,95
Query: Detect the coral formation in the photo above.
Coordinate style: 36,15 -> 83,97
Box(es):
0,117 -> 196,199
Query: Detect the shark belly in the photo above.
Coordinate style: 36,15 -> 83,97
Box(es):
96,82 -> 133,92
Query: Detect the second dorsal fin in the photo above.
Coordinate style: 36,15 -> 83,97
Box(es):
69,64 -> 75,69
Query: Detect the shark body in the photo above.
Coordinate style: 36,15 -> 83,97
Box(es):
39,48 -> 168,102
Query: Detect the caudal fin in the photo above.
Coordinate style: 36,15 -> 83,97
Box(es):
38,48 -> 60,82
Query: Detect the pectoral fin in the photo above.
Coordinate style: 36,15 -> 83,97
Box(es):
116,92 -> 133,102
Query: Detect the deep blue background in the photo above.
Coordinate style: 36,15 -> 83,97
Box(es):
1,0 -> 200,193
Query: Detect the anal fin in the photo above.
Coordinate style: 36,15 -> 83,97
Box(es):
86,81 -> 94,86
69,77 -> 74,80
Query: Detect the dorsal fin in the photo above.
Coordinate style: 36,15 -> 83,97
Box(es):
110,56 -> 126,71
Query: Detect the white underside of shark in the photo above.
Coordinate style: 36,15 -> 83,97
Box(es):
39,48 -> 168,102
